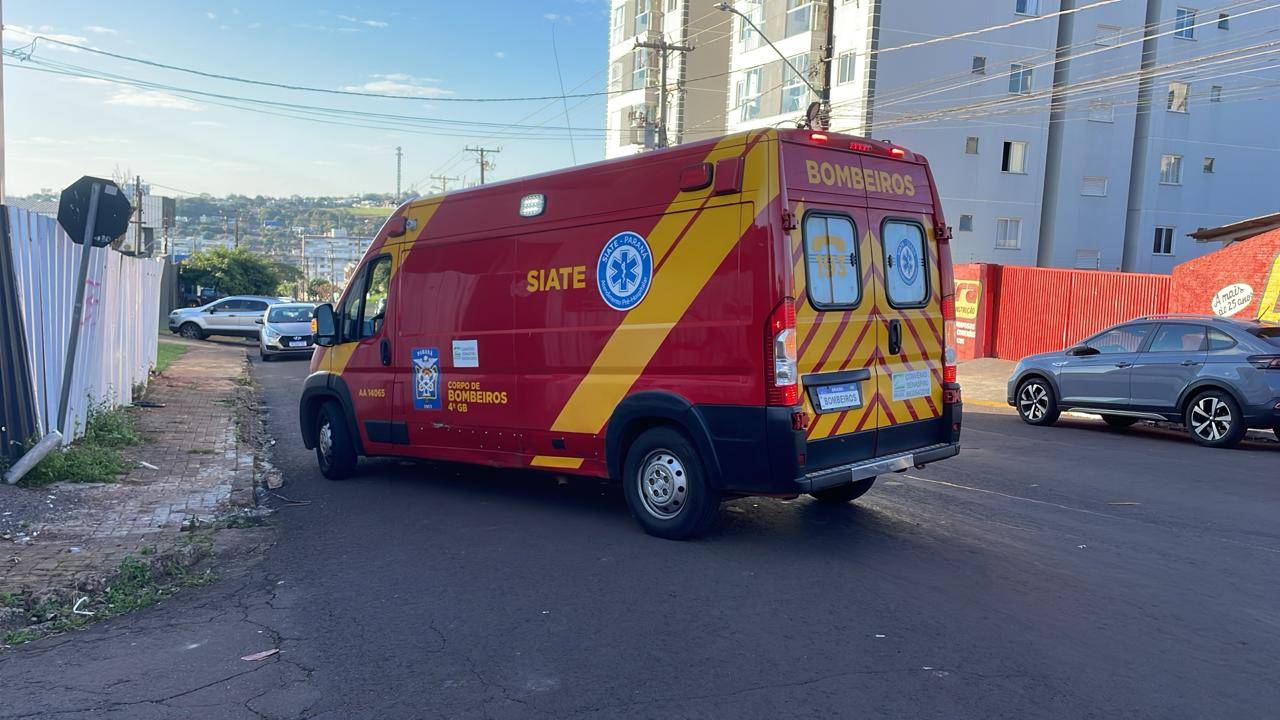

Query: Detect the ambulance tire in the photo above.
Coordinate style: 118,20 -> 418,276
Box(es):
809,477 -> 876,504
316,401 -> 357,480
622,426 -> 721,540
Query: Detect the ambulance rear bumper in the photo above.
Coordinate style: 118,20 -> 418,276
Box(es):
795,442 -> 959,493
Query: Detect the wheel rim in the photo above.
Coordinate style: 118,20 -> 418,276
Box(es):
1018,382 -> 1049,421
1190,397 -> 1232,441
318,419 -> 334,466
181,325 -> 199,338
638,449 -> 688,520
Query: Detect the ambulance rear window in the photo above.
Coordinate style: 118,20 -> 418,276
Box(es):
803,213 -> 862,309
882,220 -> 930,308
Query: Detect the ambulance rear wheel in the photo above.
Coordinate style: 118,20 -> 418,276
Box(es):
809,477 -> 876,504
623,427 -> 720,540
316,401 -> 357,480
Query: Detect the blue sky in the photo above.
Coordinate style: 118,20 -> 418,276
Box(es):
3,1 -> 609,197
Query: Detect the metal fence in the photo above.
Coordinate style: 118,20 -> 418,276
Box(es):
4,206 -> 163,443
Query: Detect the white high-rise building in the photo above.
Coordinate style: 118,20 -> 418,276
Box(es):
613,0 -> 1280,273
604,0 -> 732,158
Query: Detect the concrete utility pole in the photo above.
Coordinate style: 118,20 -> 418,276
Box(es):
428,175 -> 462,194
819,0 -> 835,130
633,36 -> 695,149
234,212 -> 240,250
464,146 -> 500,184
0,1 -> 6,199
394,146 -> 403,201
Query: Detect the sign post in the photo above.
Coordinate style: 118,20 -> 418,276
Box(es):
54,177 -> 132,436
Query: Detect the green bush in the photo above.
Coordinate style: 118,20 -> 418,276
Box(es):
18,406 -> 143,487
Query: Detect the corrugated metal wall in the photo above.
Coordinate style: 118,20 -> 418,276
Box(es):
0,209 -> 40,460
992,266 -> 1170,360
5,207 -> 162,442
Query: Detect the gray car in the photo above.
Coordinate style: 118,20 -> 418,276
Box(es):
1008,314 -> 1280,448
169,295 -> 292,340
257,303 -> 317,361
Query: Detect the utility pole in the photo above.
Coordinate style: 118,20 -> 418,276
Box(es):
234,212 -> 240,250
394,146 -> 403,201
132,175 -> 144,255
464,146 -> 500,184
428,175 -> 462,194
0,1 -> 6,199
819,0 -> 835,130
633,36 -> 694,149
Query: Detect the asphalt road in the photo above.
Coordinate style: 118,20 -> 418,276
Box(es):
3,351 -> 1279,719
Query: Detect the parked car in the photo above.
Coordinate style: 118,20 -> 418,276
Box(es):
257,303 -> 317,361
168,295 -> 293,340
1008,314 -> 1280,448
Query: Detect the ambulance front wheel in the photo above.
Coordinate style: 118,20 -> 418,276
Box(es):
316,401 -> 357,480
622,427 -> 720,540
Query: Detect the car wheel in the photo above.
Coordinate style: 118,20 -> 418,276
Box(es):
809,477 -> 876,504
622,427 -> 720,540
1016,377 -> 1060,426
316,401 -> 357,479
1184,390 -> 1246,448
259,348 -> 273,362
179,322 -> 206,340
1102,415 -> 1139,428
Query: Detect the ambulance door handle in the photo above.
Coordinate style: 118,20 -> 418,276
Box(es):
380,338 -> 391,366
888,320 -> 902,356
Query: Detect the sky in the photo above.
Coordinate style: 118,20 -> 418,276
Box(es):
2,1 -> 610,197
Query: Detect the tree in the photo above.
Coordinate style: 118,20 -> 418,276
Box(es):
274,263 -> 305,298
179,247 -> 281,296
307,278 -> 338,302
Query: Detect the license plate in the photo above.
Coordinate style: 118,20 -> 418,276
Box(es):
814,383 -> 862,412
288,341 -> 309,348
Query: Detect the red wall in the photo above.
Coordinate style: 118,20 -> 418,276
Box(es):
1169,229 -> 1280,323
952,263 -> 995,360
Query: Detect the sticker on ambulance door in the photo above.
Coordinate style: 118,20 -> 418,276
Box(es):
891,369 -> 931,401
597,231 -> 653,311
412,347 -> 441,410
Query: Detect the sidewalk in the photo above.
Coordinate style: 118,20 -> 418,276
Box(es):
0,339 -> 256,597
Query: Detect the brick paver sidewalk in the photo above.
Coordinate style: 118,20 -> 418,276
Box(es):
0,339 -> 256,595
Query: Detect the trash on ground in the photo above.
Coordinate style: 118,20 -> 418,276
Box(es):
241,648 -> 280,661
72,597 -> 95,616
138,461 -> 160,470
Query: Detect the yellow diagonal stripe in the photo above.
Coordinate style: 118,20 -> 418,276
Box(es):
530,456 -> 584,469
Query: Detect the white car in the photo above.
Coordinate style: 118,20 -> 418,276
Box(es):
168,295 -> 292,340
257,303 -> 317,361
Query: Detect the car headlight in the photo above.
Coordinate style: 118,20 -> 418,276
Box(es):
263,328 -> 281,341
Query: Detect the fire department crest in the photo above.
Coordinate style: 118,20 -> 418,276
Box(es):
597,231 -> 653,311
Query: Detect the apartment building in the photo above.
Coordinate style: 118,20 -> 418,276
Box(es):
604,0 -> 732,158
615,0 -> 1280,273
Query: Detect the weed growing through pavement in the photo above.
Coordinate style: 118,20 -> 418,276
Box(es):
18,405 -> 144,487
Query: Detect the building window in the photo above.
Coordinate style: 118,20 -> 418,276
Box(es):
1153,226 -> 1174,255
965,136 -> 979,154
1095,24 -> 1121,45
1167,81 -> 1189,112
780,54 -> 812,114
1210,85 -> 1223,102
737,1 -> 763,50
634,0 -> 651,35
996,218 -> 1022,249
632,48 -> 651,89
958,214 -> 974,232
1088,99 -> 1114,122
785,0 -> 813,37
1081,176 -> 1108,196
837,52 -> 856,85
1074,249 -> 1101,269
612,5 -> 625,43
1002,141 -> 1028,173
1174,7 -> 1196,39
1015,0 -> 1039,16
1202,156 -> 1215,173
1159,154 -> 1183,184
1009,63 -> 1032,94
972,55 -> 986,74
735,67 -> 762,121
609,60 -> 623,92
1218,12 -> 1229,29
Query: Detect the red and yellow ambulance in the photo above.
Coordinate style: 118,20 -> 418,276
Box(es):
300,128 -> 962,539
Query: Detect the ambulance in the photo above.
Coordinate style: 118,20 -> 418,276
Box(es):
300,128 -> 962,539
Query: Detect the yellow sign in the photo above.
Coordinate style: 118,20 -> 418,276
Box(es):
954,280 -> 982,321
1258,253 -> 1280,323
805,160 -> 916,197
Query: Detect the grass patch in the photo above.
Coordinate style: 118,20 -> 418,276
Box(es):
155,340 -> 188,374
18,406 -> 144,487
345,205 -> 394,217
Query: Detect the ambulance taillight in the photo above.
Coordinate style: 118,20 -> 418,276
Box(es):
766,298 -> 799,406
942,295 -> 958,386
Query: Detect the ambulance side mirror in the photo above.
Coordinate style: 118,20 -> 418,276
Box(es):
313,303 -> 339,347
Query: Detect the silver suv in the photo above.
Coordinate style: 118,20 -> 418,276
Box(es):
168,295 -> 291,340
1008,315 -> 1280,448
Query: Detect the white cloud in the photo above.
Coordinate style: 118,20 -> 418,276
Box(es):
4,24 -> 88,49
205,11 -> 216,20
362,19 -> 389,27
335,13 -> 388,28
248,22 -> 263,29
83,25 -> 118,35
13,136 -> 76,146
190,120 -> 224,127
543,13 -> 559,20
58,76 -> 113,86
341,74 -> 450,98
494,51 -> 506,59
105,87 -> 202,111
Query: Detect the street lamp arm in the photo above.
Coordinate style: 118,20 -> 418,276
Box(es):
714,2 -> 822,98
